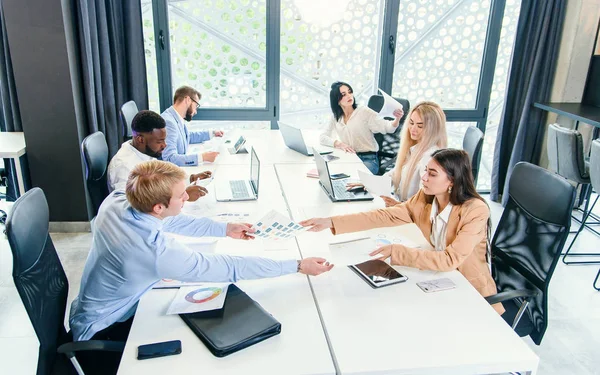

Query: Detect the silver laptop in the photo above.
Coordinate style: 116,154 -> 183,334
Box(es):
314,149 -> 373,202
278,121 -> 333,156
215,147 -> 260,201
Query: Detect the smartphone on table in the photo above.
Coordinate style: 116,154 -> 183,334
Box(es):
330,173 -> 350,180
137,340 -> 182,360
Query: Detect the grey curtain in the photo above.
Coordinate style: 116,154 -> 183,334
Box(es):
0,1 -> 29,201
490,0 -> 567,205
75,0 -> 148,157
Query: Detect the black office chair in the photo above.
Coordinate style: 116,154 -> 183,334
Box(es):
462,126 -> 484,185
367,95 -> 410,175
485,162 -> 575,345
81,132 -> 109,217
5,188 -> 124,375
120,100 -> 139,139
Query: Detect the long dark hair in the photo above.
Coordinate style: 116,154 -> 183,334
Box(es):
430,148 -> 492,261
430,149 -> 483,205
330,81 -> 357,121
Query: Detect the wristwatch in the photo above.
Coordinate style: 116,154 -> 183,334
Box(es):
297,260 -> 302,273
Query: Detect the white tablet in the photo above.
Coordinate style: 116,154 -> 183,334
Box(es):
349,259 -> 408,288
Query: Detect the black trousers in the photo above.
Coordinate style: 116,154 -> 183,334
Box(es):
76,317 -> 134,375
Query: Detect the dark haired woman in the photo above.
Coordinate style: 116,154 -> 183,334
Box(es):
320,81 -> 404,174
300,149 -> 503,314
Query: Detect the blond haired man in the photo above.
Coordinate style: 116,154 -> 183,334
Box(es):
69,160 -> 333,344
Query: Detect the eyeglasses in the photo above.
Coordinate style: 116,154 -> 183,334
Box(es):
190,97 -> 201,109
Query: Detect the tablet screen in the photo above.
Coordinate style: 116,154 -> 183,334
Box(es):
353,259 -> 405,284
234,136 -> 245,151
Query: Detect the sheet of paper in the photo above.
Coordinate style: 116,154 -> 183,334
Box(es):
182,198 -> 219,217
153,279 -> 207,289
358,170 -> 392,197
378,88 -> 404,118
166,283 -> 230,315
193,176 -> 213,187
252,209 -> 307,241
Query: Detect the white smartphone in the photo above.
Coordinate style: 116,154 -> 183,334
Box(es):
416,278 -> 456,293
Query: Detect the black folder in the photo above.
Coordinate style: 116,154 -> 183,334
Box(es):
179,284 -> 281,357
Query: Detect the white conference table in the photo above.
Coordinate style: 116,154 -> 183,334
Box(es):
119,133 -> 539,375
276,163 -> 539,375
189,129 -> 361,165
118,163 -> 336,375
0,132 -> 26,196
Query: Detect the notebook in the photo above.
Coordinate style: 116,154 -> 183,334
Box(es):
179,284 -> 281,357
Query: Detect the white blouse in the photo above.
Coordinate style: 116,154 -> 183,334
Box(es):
429,198 -> 454,251
319,106 -> 398,153
389,145 -> 438,201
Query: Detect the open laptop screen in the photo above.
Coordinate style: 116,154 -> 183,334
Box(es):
314,150 -> 334,196
250,147 -> 260,195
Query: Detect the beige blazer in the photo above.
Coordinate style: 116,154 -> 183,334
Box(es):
331,190 -> 504,315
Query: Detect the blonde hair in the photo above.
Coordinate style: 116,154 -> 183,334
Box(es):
392,101 -> 447,200
126,160 -> 186,213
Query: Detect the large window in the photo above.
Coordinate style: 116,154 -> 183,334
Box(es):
141,0 -> 522,190
279,0 -> 384,129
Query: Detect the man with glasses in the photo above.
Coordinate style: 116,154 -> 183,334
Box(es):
161,86 -> 224,166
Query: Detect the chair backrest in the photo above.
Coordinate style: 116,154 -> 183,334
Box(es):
546,123 -> 588,183
590,139 -> 600,193
367,95 -> 410,175
120,101 -> 139,138
81,132 -> 109,216
491,162 -> 575,345
462,126 -> 484,185
6,188 -> 70,374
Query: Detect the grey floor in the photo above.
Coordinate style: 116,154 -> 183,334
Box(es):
1,196 -> 599,375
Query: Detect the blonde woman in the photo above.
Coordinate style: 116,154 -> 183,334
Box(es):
347,101 -> 447,206
383,101 -> 448,206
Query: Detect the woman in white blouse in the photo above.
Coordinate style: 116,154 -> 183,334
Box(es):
320,81 -> 404,174
382,101 -> 447,206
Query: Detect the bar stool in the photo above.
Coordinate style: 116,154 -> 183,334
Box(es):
547,124 -> 599,265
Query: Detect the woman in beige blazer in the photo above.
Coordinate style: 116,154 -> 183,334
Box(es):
301,149 -> 504,314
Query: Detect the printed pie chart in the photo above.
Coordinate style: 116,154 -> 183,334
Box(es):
185,287 -> 222,304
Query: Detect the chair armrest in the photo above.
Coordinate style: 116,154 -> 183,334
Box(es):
485,289 -> 539,305
58,340 -> 125,359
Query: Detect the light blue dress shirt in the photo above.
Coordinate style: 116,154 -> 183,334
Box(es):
161,106 -> 211,166
69,191 -> 297,341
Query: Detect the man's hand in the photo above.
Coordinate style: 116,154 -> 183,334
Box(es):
298,257 -> 334,276
186,185 -> 208,202
213,130 -> 224,137
299,217 -> 333,232
202,151 -> 220,163
334,140 -> 355,153
190,171 -> 212,183
226,223 -> 256,240
380,195 -> 400,207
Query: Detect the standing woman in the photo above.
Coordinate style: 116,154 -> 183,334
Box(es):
320,81 -> 404,174
384,101 -> 447,206
300,149 -> 504,314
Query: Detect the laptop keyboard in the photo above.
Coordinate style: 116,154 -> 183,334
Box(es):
230,180 -> 250,199
332,182 -> 356,199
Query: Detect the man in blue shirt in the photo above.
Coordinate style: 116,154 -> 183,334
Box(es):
161,86 -> 223,166
69,160 -> 333,343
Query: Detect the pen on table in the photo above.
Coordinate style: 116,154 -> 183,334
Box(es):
329,237 -> 370,245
